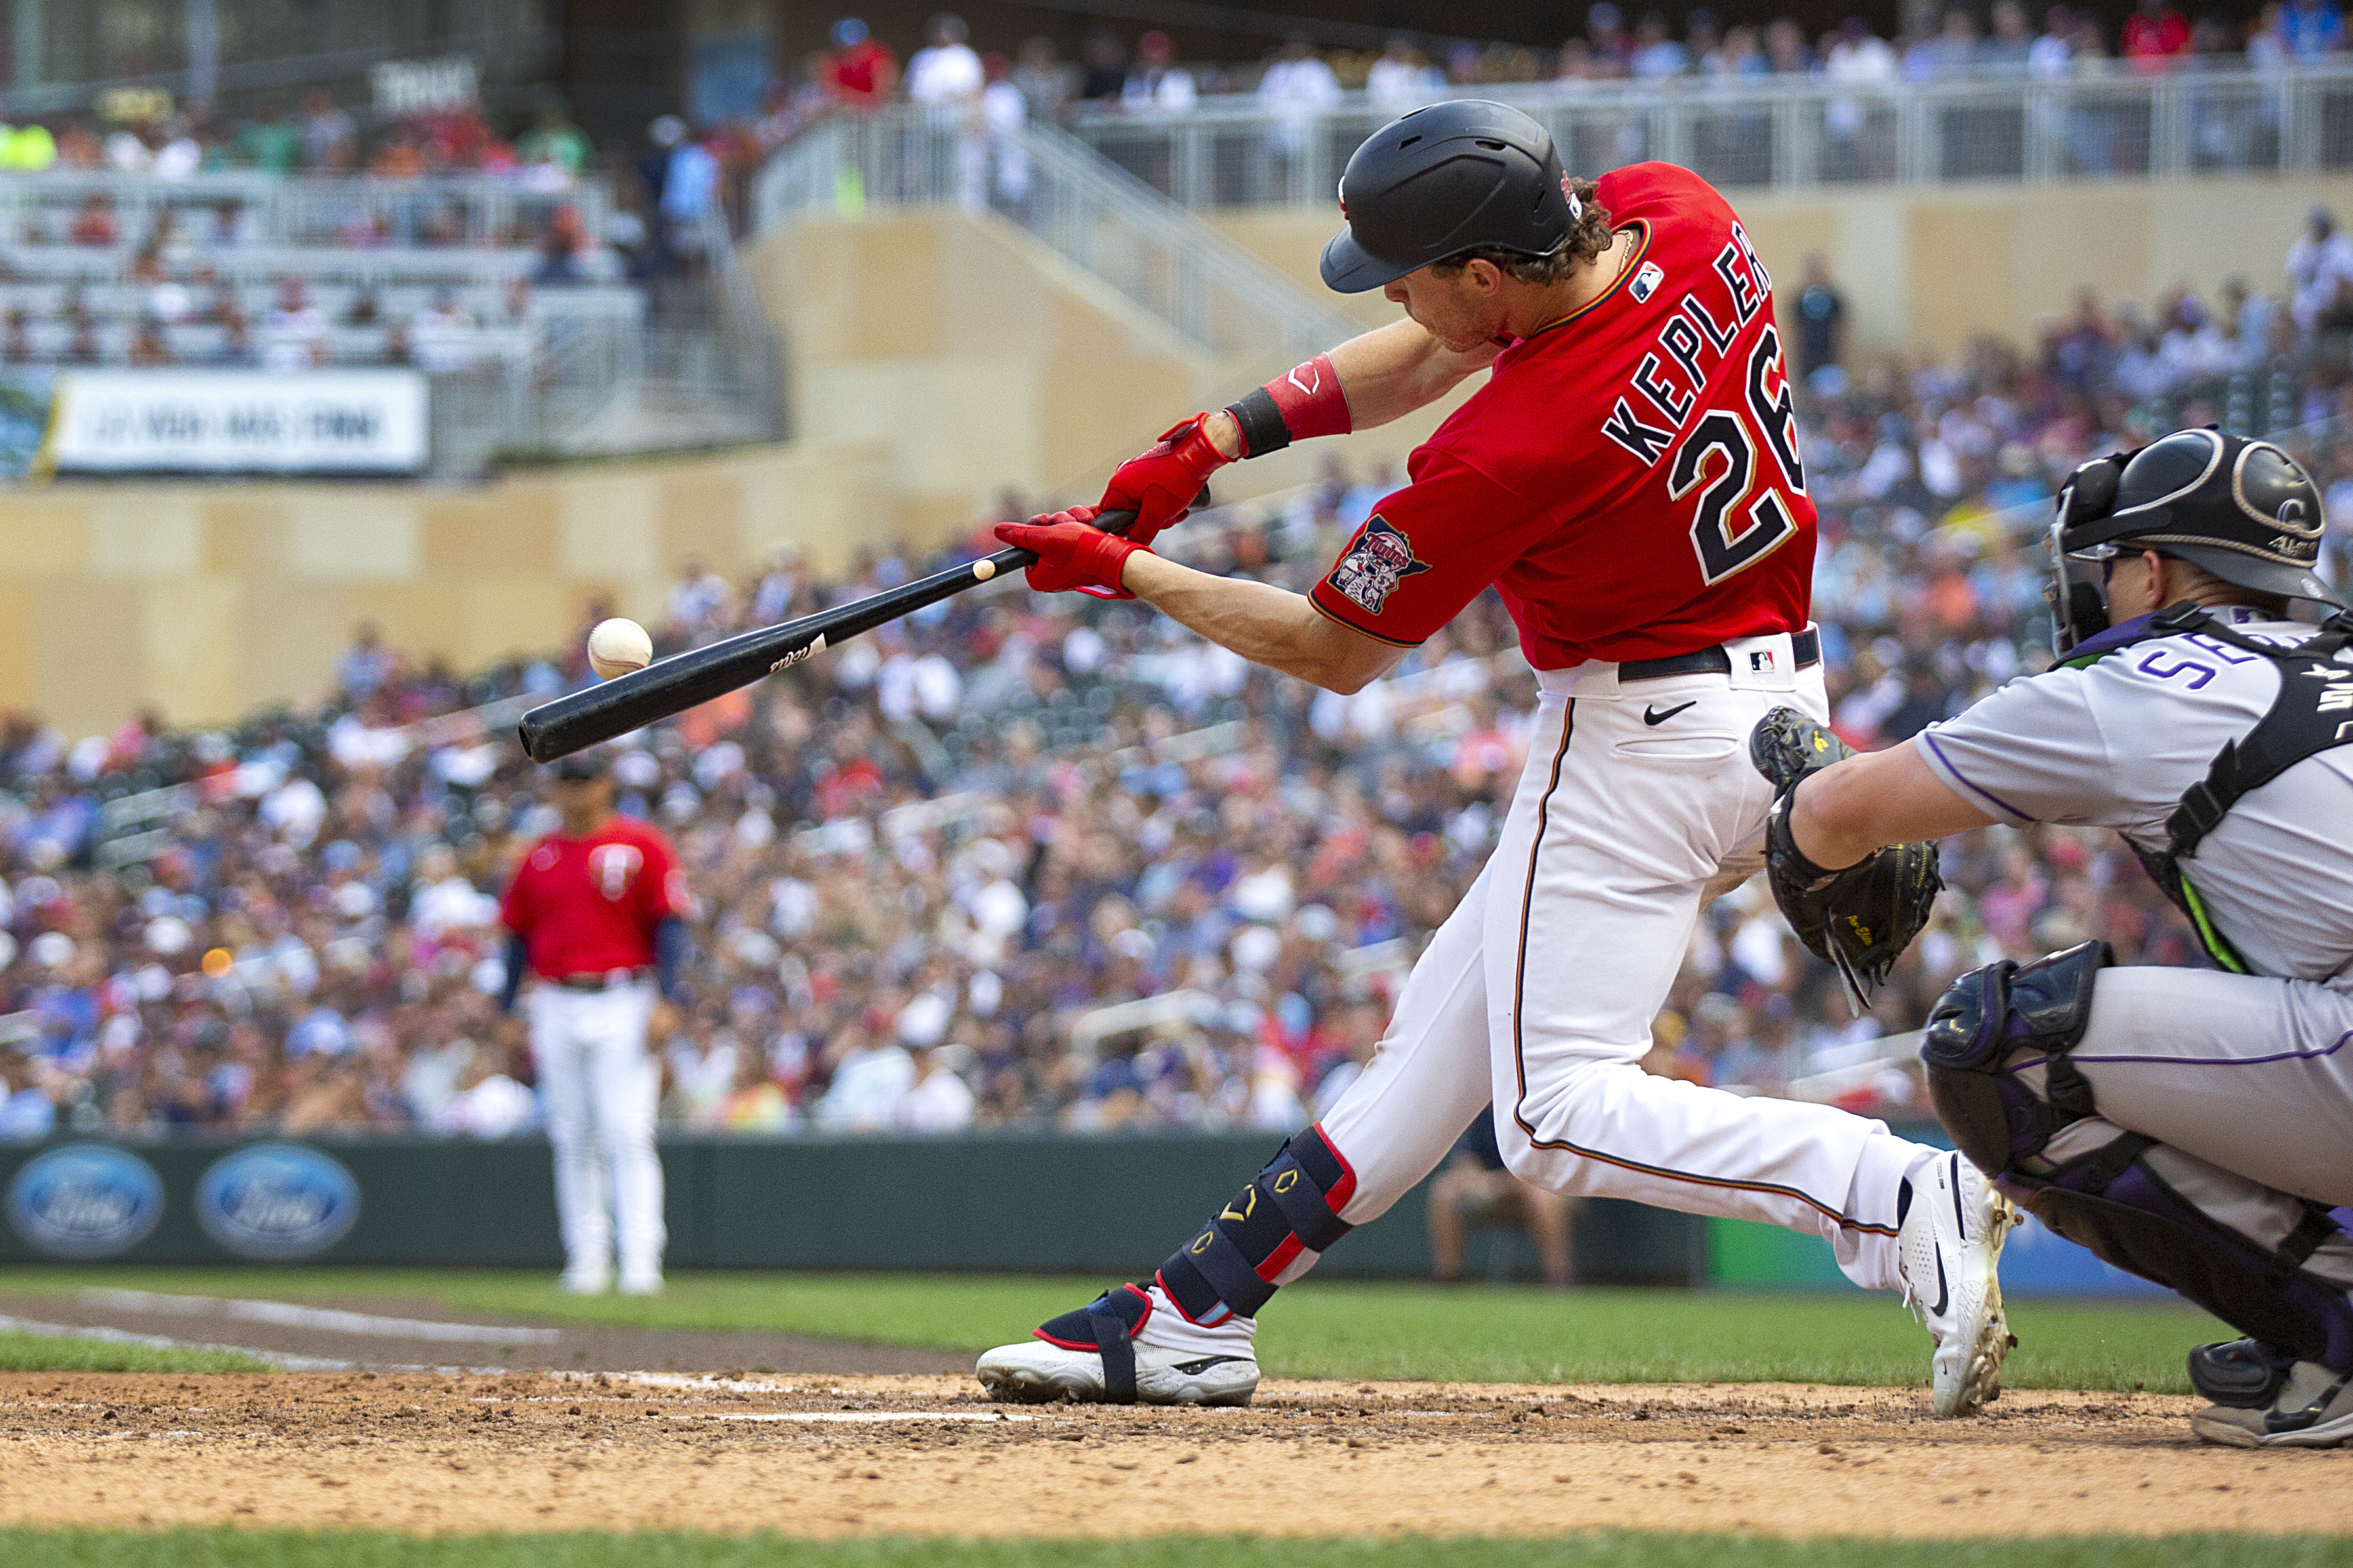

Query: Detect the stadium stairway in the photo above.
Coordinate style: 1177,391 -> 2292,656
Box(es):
743,110 -> 1471,529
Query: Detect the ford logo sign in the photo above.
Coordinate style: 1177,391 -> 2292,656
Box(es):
5,1142 -> 165,1259
195,1143 -> 361,1261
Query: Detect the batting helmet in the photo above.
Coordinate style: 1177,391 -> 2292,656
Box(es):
1319,100 -> 1579,294
2045,428 -> 2338,654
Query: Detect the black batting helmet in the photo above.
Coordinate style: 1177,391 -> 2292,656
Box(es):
2045,428 -> 2338,653
1319,100 -> 1579,294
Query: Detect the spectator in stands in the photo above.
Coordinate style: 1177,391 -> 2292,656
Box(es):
1258,33 -> 1341,164
1909,9 -> 1983,77
2122,0 -> 2193,69
1013,37 -> 1072,124
823,18 -> 899,108
659,127 -> 724,257
1629,10 -> 1690,76
1367,34 -> 1443,111
68,194 -> 118,249
1824,18 -> 1898,175
299,90 -> 356,171
1795,254 -> 1847,385
0,308 -> 30,365
1586,3 -> 1633,72
235,98 -> 300,173
2280,0 -> 2348,56
1076,30 -> 1128,102
0,119 -> 56,171
907,13 -> 985,107
127,316 -> 172,368
1123,31 -> 1197,111
2287,207 -> 2353,331
1765,16 -> 1812,72
260,279 -> 327,371
2032,5 -> 2077,75
1984,1 -> 2037,69
1427,1114 -> 1576,1287
518,105 -> 591,181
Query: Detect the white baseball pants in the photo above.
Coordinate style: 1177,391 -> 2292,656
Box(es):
528,982 -> 665,1283
1147,630 -> 1929,1348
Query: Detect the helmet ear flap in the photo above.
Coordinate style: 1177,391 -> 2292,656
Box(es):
2059,454 -> 2127,531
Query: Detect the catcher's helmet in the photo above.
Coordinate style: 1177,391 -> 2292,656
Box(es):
2045,428 -> 2338,653
1319,100 -> 1578,294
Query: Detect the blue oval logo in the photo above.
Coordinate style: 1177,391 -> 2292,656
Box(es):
5,1143 -> 165,1259
195,1143 -> 361,1260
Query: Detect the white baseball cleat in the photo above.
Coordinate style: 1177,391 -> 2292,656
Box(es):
975,1338 -> 1260,1406
558,1268 -> 611,1296
1898,1150 -> 2021,1418
975,1284 -> 1259,1407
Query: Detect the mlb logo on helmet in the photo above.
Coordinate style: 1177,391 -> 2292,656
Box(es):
197,1142 -> 361,1261
4,1142 -> 164,1259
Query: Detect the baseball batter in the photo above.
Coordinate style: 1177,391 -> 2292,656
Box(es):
975,101 -> 2015,1416
1762,429 -> 2353,1449
500,750 -> 691,1295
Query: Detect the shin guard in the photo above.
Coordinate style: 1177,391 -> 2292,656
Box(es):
1155,1126 -> 1357,1324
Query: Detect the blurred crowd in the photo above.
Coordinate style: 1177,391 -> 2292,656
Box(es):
3,252 -> 2353,1147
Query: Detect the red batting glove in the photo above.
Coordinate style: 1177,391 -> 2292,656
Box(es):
1099,415 -> 1230,548
996,508 -> 1149,599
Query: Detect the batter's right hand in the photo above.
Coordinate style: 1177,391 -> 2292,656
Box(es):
996,510 -> 1149,599
1099,415 -> 1231,546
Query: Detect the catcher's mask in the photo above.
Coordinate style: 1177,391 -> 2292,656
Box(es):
2045,428 -> 2339,656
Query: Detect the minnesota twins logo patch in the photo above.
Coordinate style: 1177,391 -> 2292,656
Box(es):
1326,515 -> 1431,615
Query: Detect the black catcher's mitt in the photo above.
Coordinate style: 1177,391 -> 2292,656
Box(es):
1749,706 -> 1944,1012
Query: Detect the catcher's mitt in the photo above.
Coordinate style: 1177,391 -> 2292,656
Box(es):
1749,707 -> 1944,1012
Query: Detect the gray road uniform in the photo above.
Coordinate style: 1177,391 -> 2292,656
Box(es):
1913,599 -> 2353,1399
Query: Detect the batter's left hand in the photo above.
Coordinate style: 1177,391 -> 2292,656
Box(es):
648,997 -> 682,1043
1099,415 -> 1230,546
996,509 -> 1149,599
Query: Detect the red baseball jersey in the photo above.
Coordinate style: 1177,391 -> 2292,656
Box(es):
500,815 -> 689,979
1309,162 -> 1814,669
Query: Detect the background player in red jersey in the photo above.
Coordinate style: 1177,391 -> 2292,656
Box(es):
499,750 -> 691,1295
975,102 -> 2016,1417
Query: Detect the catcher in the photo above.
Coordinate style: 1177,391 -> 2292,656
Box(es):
1755,428 -> 2353,1450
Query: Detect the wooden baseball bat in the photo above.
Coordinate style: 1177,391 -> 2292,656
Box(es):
516,511 -> 1137,763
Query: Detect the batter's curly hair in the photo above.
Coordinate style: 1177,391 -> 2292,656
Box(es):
1427,178 -> 1614,285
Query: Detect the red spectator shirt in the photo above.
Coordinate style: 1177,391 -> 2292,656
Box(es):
2121,9 -> 2190,68
500,814 -> 689,979
1308,162 -> 1814,670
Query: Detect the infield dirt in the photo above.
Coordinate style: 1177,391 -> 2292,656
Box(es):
0,1370 -> 2343,1539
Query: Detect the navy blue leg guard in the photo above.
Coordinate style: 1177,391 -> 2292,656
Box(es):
1156,1127 -> 1357,1325
1924,944 -> 2353,1371
1034,1284 -> 1148,1402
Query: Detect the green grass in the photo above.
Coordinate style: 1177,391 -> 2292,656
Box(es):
0,1534 -> 2346,1568
0,1328 -> 272,1375
1,1266 -> 2224,1394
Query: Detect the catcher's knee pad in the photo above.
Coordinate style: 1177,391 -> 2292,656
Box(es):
1919,940 -> 2111,1179
1156,1126 -> 1357,1323
2020,1123 -> 2353,1373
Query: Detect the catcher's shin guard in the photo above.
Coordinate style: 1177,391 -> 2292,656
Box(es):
1923,945 -> 2353,1371
1155,1126 -> 1357,1323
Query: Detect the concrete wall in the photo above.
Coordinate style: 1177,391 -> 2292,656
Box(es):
1211,174 -> 2352,360
0,441 -> 891,736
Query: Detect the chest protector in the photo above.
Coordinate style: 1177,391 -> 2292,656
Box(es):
2064,601 -> 2353,973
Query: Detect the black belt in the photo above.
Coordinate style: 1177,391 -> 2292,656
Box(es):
552,968 -> 652,992
1620,627 -> 1819,683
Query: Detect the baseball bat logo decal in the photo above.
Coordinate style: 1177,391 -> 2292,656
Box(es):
771,633 -> 827,674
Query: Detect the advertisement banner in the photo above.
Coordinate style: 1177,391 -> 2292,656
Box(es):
47,369 -> 429,476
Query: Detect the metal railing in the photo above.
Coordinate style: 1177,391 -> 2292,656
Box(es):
1071,62 -> 2353,205
752,106 -> 1359,360
0,170 -> 615,260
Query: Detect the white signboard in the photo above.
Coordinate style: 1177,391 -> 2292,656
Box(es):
49,369 -> 430,476
371,56 -> 481,118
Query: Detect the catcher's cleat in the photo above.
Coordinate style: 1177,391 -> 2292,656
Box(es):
1749,704 -> 1855,792
1898,1151 -> 2022,1418
2191,1359 -> 2353,1449
975,1284 -> 1259,1407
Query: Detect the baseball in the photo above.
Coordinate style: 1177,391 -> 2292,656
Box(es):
586,617 -> 653,680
